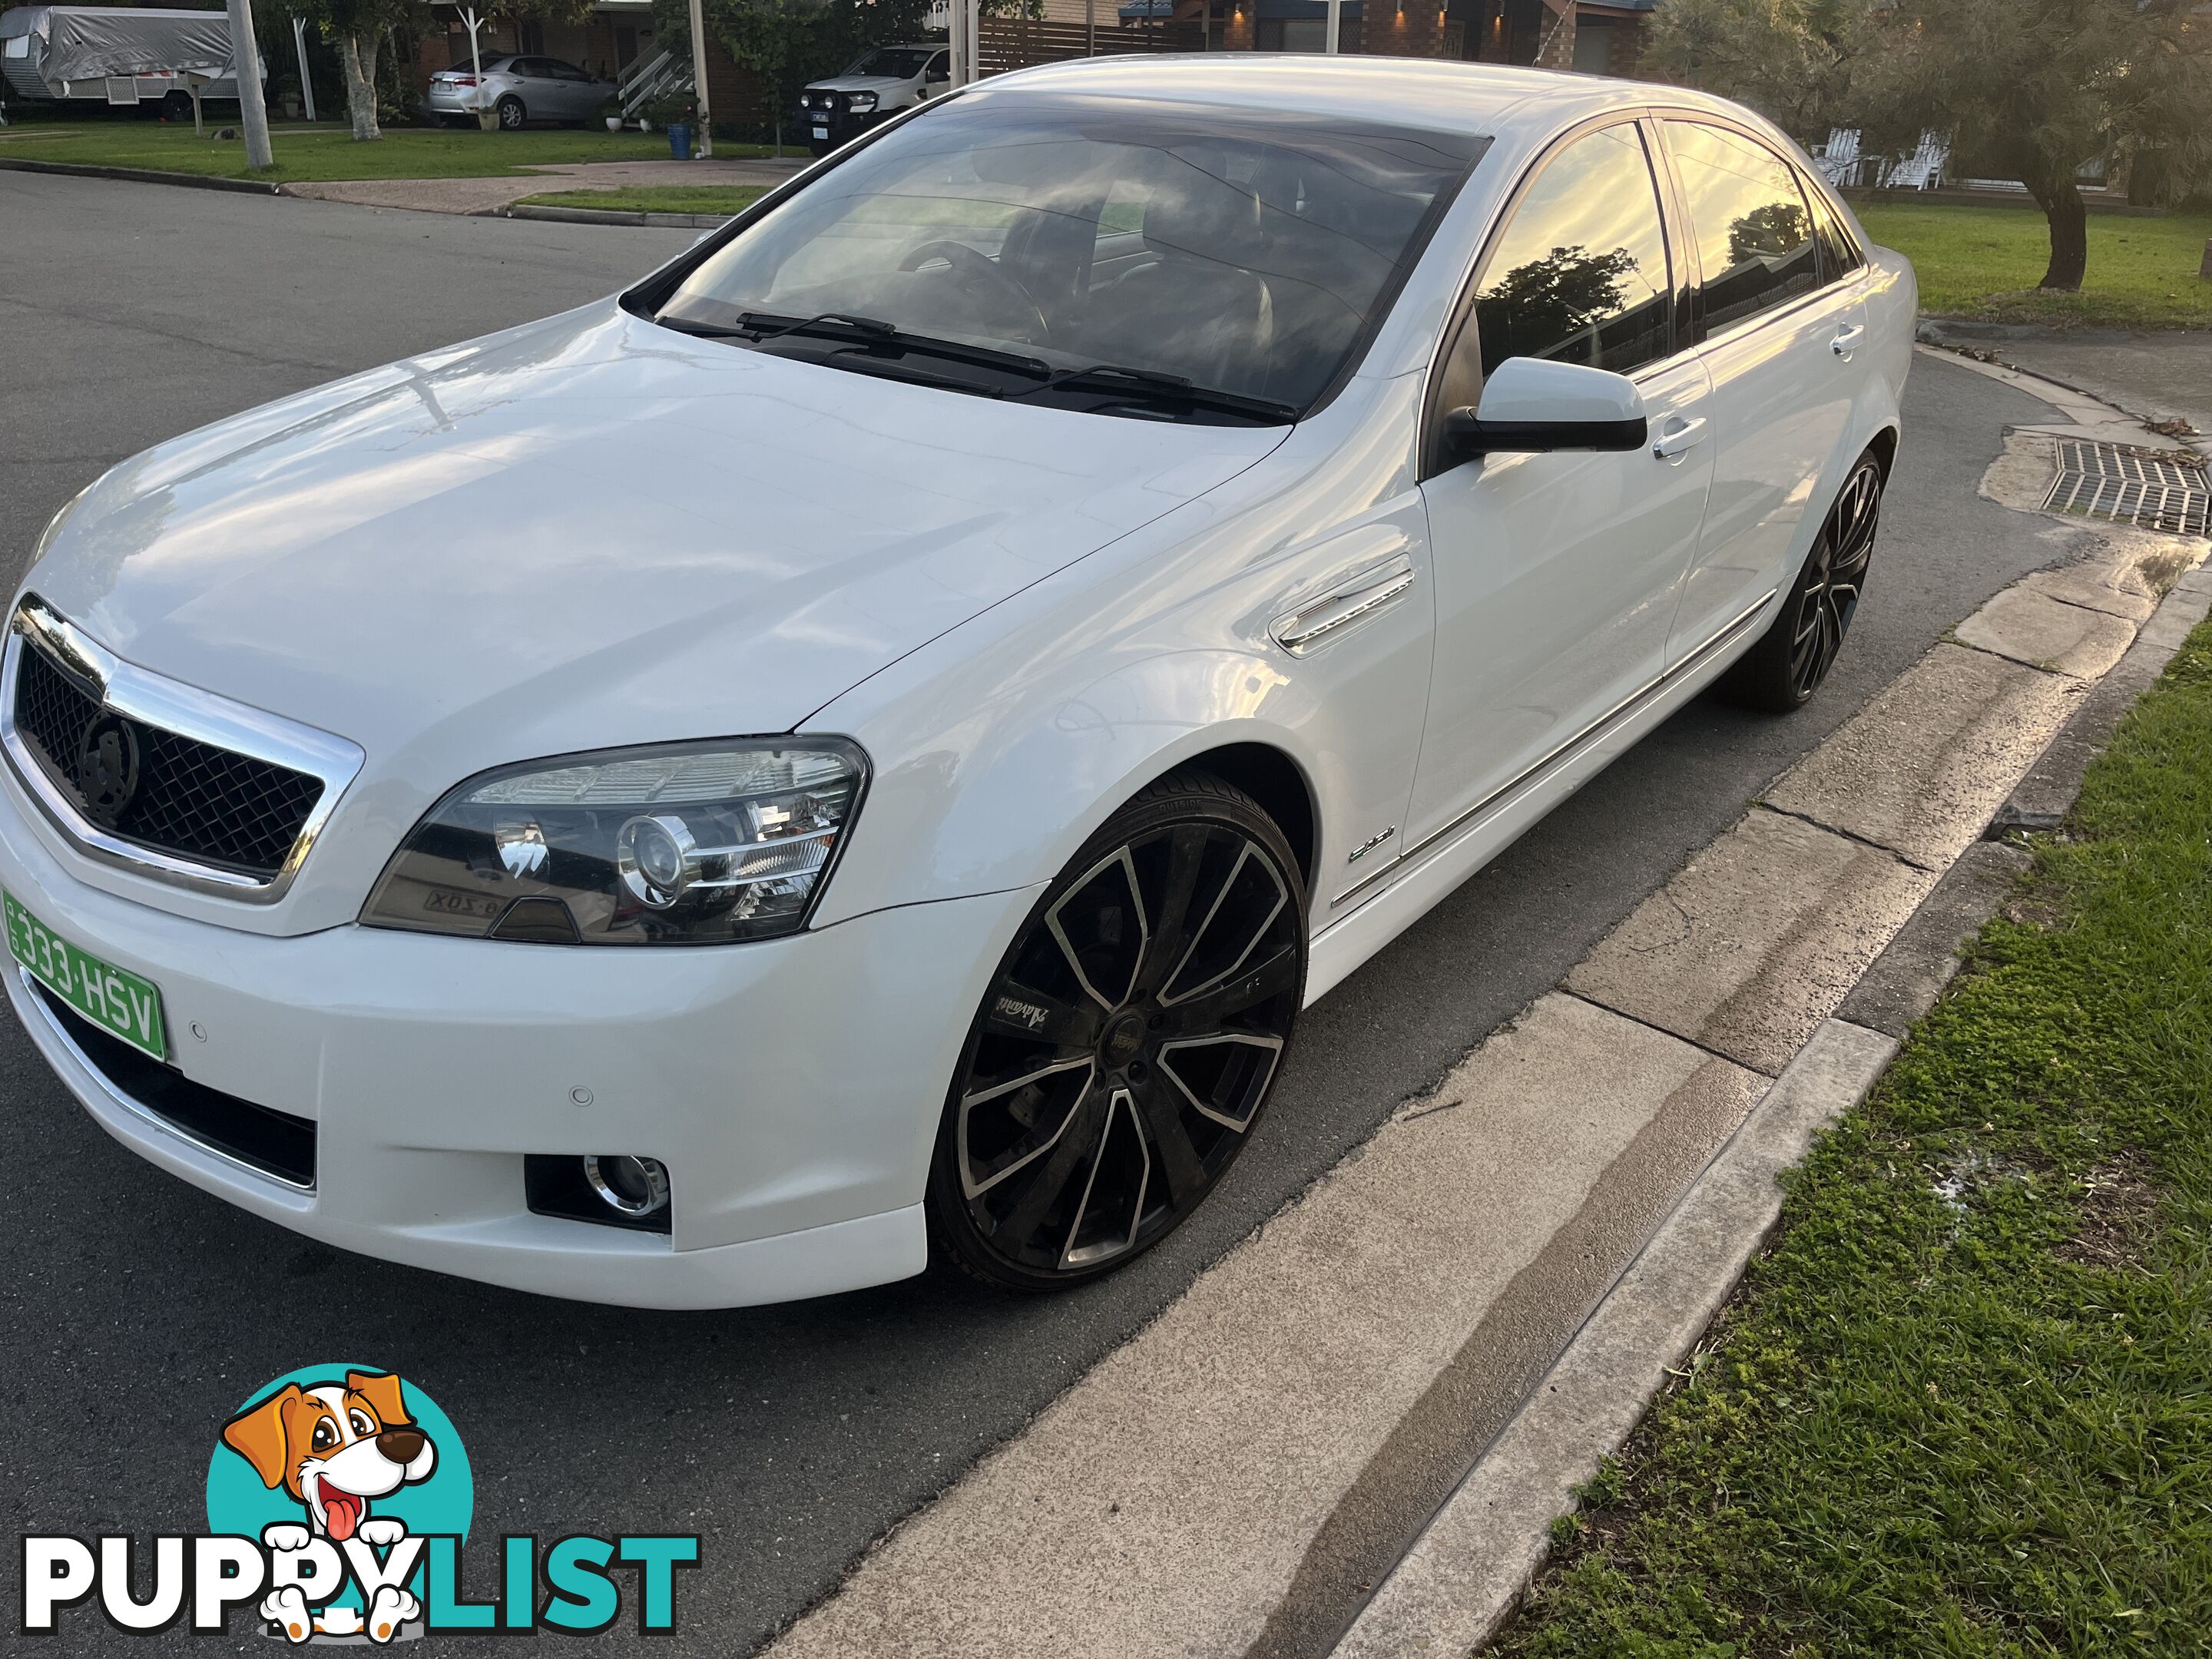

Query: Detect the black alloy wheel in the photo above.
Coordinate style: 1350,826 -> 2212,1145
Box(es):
926,775 -> 1306,1290
1724,451 -> 1885,712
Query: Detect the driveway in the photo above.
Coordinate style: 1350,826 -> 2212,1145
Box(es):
1920,317 -> 2212,446
0,167 -> 2080,1654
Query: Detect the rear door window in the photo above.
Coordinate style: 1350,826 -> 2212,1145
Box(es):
1663,121 -> 1819,336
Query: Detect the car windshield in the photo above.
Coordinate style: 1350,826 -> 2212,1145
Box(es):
654,94 -> 1484,419
844,47 -> 937,78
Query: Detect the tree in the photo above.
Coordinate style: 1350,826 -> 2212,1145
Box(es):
264,0 -> 421,141
1653,0 -> 2212,295
270,0 -> 598,141
1644,0 -> 1886,144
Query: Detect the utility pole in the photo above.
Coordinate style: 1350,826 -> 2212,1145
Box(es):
687,0 -> 712,157
226,0 -> 273,169
949,0 -> 968,88
1323,0 -> 1340,51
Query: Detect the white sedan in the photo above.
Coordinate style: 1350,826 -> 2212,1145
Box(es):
2,58 -> 1912,1307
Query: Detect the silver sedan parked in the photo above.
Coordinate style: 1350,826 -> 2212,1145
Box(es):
423,55 -> 615,130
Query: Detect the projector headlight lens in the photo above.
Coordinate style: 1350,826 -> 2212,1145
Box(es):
362,738 -> 867,945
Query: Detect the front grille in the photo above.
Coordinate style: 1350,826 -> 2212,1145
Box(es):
28,976 -> 317,1188
12,641 -> 324,879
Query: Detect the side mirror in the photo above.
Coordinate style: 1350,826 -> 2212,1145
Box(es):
1443,356 -> 1647,460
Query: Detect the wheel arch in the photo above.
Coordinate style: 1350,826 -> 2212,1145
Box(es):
1867,423 -> 1899,482
1156,741 -> 1317,892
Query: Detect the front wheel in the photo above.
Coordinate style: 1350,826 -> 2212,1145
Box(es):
926,773 -> 1306,1290
1721,451 -> 1884,712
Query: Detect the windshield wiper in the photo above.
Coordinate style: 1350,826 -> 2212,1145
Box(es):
729,311 -> 1051,379
657,308 -> 1049,385
1009,364 -> 1298,425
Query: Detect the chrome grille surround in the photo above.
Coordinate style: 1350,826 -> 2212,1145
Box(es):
1,594 -> 366,903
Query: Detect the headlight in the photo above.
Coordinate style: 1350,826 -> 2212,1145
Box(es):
846,91 -> 877,113
361,738 -> 867,945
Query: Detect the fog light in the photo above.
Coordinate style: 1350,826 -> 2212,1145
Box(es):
583,1154 -> 670,1217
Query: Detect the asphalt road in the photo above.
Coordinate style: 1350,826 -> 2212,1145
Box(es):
0,170 -> 2071,1654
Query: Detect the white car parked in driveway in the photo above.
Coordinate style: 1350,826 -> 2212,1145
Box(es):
797,43 -> 952,155
2,58 -> 1912,1308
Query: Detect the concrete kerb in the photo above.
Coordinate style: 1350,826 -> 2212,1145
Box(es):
1333,450 -> 2212,1657
1334,1018 -> 1900,1659
0,157 -> 283,194
502,202 -> 733,230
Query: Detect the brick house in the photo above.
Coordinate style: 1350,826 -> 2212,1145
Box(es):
1048,0 -> 1654,73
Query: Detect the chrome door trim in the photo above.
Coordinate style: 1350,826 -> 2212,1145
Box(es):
2,594 -> 365,904
9,964 -> 316,1193
1330,588 -> 1777,909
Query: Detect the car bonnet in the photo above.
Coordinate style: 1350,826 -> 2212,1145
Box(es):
23,302 -> 1290,781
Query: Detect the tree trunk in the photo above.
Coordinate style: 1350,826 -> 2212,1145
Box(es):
338,31 -> 381,142
2025,170 -> 2088,291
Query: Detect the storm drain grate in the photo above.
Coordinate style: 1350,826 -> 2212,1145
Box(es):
2044,439 -> 2210,537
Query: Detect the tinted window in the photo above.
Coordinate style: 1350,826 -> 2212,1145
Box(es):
1807,184 -> 1864,282
1473,123 -> 1671,378
660,97 -> 1483,412
1664,121 -> 1818,334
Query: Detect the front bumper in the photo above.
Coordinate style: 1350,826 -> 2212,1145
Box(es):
797,103 -> 883,146
0,773 -> 1037,1308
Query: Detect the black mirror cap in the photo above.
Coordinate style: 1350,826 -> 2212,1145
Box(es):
1443,406 -> 1648,459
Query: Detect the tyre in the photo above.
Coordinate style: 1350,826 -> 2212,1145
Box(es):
160,90 -> 194,123
1721,450 -> 1884,713
496,95 -> 525,131
926,773 -> 1307,1290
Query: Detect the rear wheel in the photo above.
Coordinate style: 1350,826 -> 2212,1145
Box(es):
496,94 -> 525,131
926,774 -> 1306,1290
1721,451 -> 1884,713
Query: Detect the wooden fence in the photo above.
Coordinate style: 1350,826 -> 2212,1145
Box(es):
976,16 -> 1207,77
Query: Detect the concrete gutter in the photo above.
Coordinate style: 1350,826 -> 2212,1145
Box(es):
0,157 -> 281,194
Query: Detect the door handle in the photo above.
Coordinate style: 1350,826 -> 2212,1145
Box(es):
1651,416 -> 1707,462
1830,323 -> 1866,357
1271,557 -> 1416,654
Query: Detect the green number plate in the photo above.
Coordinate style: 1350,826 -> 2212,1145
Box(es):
5,888 -> 167,1061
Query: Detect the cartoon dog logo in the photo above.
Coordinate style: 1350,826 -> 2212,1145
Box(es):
220,1370 -> 436,1643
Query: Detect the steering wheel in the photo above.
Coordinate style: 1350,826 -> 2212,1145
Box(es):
897,239 -> 1050,343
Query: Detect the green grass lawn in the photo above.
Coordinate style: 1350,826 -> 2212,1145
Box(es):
515,184 -> 768,216
0,121 -> 772,182
1855,199 -> 2212,329
1500,616 -> 2212,1656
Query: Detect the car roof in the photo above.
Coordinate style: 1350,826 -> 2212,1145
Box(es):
975,56 -> 1758,148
